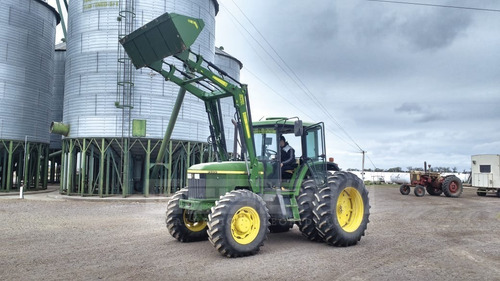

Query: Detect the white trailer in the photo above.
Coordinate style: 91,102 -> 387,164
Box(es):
471,154 -> 500,197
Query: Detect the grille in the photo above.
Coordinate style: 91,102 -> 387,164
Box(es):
187,176 -> 207,199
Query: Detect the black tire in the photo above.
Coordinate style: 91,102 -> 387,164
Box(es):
207,190 -> 269,257
400,184 -> 410,195
165,188 -> 208,242
313,171 -> 370,246
426,185 -> 443,196
477,189 -> 487,196
414,185 -> 425,197
496,189 -> 500,198
442,175 -> 463,198
296,179 -> 322,241
269,218 -> 294,233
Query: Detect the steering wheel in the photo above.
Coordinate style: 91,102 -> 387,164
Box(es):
265,148 -> 277,159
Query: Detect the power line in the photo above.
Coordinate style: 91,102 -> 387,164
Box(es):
226,0 -> 365,152
219,2 -> 360,151
367,0 -> 500,12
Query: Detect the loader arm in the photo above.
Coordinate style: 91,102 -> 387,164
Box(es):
119,12 -> 261,189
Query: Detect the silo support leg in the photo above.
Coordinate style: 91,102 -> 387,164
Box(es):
80,139 -> 87,196
35,144 -> 42,189
122,138 -> 129,198
1,149 -> 5,190
67,139 -> 75,195
60,141 -> 66,193
23,142 -> 30,190
6,141 -> 14,191
43,146 -> 48,189
167,141 -> 173,195
144,139 -> 151,197
88,144 -> 95,195
99,139 -> 105,197
106,151 -> 111,195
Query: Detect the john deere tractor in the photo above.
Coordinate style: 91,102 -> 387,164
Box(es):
120,12 -> 370,257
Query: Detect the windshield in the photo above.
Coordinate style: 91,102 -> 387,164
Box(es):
254,129 -> 277,161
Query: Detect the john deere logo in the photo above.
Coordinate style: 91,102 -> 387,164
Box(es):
188,19 -> 199,29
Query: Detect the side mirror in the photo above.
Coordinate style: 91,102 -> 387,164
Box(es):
294,120 -> 303,136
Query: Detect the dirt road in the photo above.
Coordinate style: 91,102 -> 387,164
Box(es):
0,186 -> 498,280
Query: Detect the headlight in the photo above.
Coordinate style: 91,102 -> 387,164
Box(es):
189,173 -> 200,179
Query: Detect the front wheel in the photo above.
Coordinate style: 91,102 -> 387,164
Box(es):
313,171 -> 370,246
208,190 -> 269,257
165,188 -> 208,242
400,184 -> 410,195
414,185 -> 425,197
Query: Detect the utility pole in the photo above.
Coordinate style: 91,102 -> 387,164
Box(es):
361,150 -> 366,181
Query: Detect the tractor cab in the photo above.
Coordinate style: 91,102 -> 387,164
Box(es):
252,117 -> 329,189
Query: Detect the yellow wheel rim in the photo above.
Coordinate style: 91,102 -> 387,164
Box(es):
231,206 -> 260,245
336,187 -> 364,233
183,210 -> 207,232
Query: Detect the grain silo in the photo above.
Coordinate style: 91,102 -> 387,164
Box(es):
57,0 -> 225,196
0,0 -> 60,191
48,42 -> 66,184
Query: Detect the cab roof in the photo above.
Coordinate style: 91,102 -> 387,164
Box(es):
252,117 -> 315,128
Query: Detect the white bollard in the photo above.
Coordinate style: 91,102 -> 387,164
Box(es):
19,181 -> 24,199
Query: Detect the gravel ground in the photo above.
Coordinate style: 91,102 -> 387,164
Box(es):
0,185 -> 499,281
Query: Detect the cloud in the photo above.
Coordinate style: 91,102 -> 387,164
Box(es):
398,9 -> 472,51
351,1 -> 472,51
416,112 -> 446,123
395,102 -> 422,114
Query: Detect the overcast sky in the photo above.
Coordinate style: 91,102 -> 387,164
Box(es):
214,0 -> 500,172
48,0 -> 499,172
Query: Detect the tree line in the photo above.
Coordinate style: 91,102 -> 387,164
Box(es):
347,167 -> 465,173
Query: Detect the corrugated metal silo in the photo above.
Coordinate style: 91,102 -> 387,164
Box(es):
64,0 -> 218,139
50,42 -> 66,150
59,0 -> 224,196
0,0 -> 60,191
215,47 -> 243,82
0,0 -> 59,143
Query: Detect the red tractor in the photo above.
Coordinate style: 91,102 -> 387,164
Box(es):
399,164 -> 463,198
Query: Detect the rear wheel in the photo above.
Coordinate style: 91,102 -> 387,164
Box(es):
400,184 -> 410,195
414,185 -> 425,197
207,190 -> 269,257
496,189 -> 500,198
313,171 -> 370,246
477,189 -> 487,196
165,188 -> 208,242
426,185 -> 442,196
442,176 -> 463,197
297,179 -> 322,241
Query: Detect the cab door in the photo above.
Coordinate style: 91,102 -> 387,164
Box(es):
302,122 -> 327,186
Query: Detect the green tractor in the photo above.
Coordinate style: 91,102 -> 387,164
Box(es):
120,12 -> 370,257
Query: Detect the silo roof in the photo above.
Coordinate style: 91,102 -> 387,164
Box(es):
55,42 -> 66,51
216,47 -> 243,69
212,0 -> 219,15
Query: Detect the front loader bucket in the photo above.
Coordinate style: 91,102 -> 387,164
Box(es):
119,12 -> 205,69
